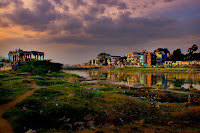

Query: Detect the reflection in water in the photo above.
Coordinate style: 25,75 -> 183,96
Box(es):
66,70 -> 200,90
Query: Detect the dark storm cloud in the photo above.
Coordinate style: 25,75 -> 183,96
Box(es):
0,0 -> 23,8
89,6 -> 106,15
63,18 -> 83,34
72,0 -> 88,9
84,14 -> 97,21
0,1 -> 10,8
83,12 -> 179,40
163,0 -> 176,2
0,0 -> 199,48
54,0 -> 62,4
42,13 -> 181,46
95,0 -> 128,9
152,1 -> 156,5
2,0 -> 60,31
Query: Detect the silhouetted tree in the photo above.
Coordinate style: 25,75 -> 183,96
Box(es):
170,49 -> 184,61
97,53 -> 110,66
185,44 -> 199,60
153,48 -> 170,54
187,44 -> 198,55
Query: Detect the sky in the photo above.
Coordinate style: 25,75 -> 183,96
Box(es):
0,0 -> 200,65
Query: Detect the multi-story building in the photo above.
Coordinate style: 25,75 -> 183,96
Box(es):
127,52 -> 141,65
147,52 -> 156,66
139,55 -> 144,65
8,49 -> 44,64
154,48 -> 170,65
110,56 -> 121,66
139,52 -> 147,66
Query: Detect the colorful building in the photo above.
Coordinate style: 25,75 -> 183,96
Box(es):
154,48 -> 170,65
110,56 -> 121,66
139,53 -> 147,66
147,52 -> 156,66
127,52 -> 141,65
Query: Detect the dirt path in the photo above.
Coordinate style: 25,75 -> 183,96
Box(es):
0,79 -> 41,133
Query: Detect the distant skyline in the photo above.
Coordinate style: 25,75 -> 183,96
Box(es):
0,0 -> 200,65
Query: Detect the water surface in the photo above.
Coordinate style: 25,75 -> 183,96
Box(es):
64,70 -> 200,90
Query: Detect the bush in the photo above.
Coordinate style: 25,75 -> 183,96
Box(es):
20,60 -> 63,75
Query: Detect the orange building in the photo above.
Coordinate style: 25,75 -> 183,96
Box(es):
147,52 -> 156,65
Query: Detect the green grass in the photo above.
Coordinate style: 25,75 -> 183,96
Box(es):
74,88 -> 103,98
46,71 -> 81,78
2,70 -> 200,132
0,71 -> 33,104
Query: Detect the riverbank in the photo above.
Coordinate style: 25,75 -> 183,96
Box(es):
110,67 -> 200,73
1,70 -> 200,132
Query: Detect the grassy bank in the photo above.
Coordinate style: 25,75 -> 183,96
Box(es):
0,71 -> 34,105
110,67 -> 200,73
2,71 -> 200,132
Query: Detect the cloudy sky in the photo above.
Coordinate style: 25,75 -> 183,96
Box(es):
0,0 -> 200,64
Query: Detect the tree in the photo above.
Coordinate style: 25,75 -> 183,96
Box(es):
187,44 -> 198,54
154,48 -> 170,54
192,44 -> 198,51
97,53 -> 110,66
185,44 -> 199,60
170,49 -> 184,61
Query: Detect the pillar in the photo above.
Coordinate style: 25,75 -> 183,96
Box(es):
15,55 -> 16,61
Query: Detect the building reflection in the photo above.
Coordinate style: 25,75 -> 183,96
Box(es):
87,71 -> 200,90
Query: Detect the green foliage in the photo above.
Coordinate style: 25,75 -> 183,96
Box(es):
74,88 -> 102,98
97,53 -> 110,65
170,49 -> 184,61
0,75 -> 33,105
46,72 -> 80,78
19,60 -> 63,75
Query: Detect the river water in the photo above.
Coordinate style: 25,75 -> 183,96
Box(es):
64,70 -> 200,90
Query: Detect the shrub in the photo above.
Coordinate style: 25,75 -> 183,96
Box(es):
20,60 -> 63,75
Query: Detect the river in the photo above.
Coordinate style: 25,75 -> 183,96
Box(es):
64,70 -> 200,91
